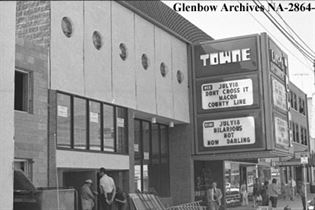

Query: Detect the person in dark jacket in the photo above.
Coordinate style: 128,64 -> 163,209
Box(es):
253,178 -> 262,207
261,181 -> 270,206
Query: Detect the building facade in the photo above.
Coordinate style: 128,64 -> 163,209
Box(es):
12,1 -> 311,209
14,0 -> 212,207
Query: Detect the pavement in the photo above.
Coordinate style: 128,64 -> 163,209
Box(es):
227,193 -> 315,210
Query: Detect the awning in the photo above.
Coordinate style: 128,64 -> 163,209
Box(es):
193,150 -> 292,161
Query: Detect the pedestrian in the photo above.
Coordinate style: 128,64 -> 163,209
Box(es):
253,178 -> 262,207
297,180 -> 306,210
240,182 -> 248,206
261,181 -> 270,206
99,167 -> 116,210
289,177 -> 296,201
80,179 -> 96,210
206,182 -> 222,210
115,187 -> 128,210
269,178 -> 280,210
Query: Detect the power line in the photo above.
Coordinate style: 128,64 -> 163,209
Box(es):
269,1 -> 315,56
239,1 -> 314,71
253,0 -> 315,62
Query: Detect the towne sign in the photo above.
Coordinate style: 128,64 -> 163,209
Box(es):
193,33 -> 291,154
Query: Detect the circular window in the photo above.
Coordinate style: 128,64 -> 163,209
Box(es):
119,43 -> 127,61
160,62 -> 167,77
61,17 -> 73,38
141,54 -> 149,70
176,70 -> 184,84
92,31 -> 102,50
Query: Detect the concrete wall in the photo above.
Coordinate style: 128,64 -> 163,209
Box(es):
56,150 -> 129,170
169,45 -> 194,204
50,1 -> 190,123
16,1 -> 50,48
0,2 -> 16,209
15,39 -> 48,187
169,124 -> 194,204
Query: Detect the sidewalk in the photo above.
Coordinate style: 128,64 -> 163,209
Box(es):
227,193 -> 315,210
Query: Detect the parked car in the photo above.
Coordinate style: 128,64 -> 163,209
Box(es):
14,170 -> 40,210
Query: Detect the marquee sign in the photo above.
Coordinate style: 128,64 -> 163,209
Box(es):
201,78 -> 253,110
194,35 -> 259,78
203,116 -> 255,147
194,33 -> 291,154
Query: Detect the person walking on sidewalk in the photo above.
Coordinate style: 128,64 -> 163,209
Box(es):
269,179 -> 280,210
289,177 -> 296,201
253,178 -> 262,207
206,182 -> 222,210
297,180 -> 306,210
240,182 -> 248,206
261,181 -> 270,206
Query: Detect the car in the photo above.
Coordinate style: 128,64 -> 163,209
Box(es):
14,170 -> 40,210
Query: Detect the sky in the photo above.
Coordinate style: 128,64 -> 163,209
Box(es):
163,0 -> 315,96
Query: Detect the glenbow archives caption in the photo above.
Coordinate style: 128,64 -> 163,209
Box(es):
172,2 -> 315,12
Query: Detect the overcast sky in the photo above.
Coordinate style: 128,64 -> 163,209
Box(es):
163,0 -> 315,96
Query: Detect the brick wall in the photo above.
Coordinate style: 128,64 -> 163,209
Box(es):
16,1 -> 50,48
15,38 -> 48,187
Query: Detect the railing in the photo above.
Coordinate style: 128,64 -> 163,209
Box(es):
129,190 -> 206,210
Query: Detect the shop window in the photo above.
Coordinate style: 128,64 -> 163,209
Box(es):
103,104 -> 115,152
73,97 -> 87,149
15,70 -> 32,112
116,107 -> 128,153
142,121 -> 150,192
151,124 -> 160,164
57,93 -> 72,148
159,125 -> 170,196
134,119 -> 170,197
89,101 -> 101,151
14,158 -> 33,181
56,92 -> 128,154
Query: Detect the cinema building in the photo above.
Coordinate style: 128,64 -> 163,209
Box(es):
12,0 -> 310,209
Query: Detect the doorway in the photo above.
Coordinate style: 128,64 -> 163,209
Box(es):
63,170 -> 98,210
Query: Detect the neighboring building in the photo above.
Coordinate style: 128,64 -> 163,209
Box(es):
274,82 -> 310,189
307,94 -> 315,190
